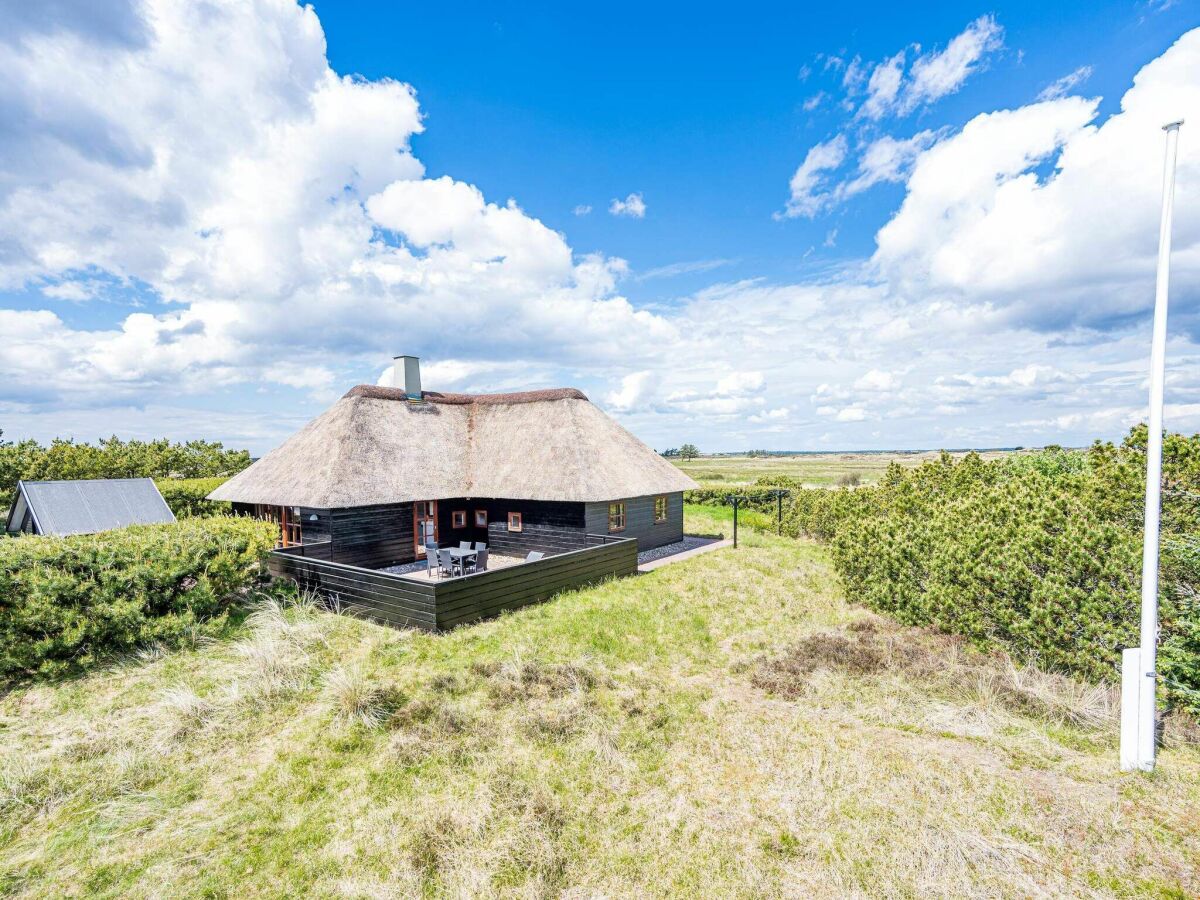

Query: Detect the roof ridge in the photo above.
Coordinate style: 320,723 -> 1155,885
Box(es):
342,385 -> 588,405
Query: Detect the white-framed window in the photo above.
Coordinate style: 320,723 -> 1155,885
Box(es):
508,512 -> 523,532
452,510 -> 466,529
654,495 -> 668,523
608,501 -> 626,532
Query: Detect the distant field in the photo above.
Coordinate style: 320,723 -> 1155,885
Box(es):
673,450 -> 1020,487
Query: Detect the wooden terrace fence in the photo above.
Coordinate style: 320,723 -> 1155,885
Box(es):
270,534 -> 638,631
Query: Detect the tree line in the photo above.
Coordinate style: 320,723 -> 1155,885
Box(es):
0,432 -> 252,510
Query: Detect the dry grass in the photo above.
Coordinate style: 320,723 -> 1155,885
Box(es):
322,665 -> 403,729
754,618 -> 1120,731
0,507 -> 1197,898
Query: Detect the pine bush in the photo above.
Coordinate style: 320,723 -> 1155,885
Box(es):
0,517 -> 277,680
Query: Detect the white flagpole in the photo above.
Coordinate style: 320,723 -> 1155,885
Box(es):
1125,120 -> 1183,772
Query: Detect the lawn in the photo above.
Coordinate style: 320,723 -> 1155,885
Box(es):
674,450 -> 1021,487
1,507 -> 1197,898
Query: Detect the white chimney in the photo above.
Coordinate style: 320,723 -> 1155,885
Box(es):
393,355 -> 422,400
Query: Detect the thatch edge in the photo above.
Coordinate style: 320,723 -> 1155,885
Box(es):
343,385 -> 589,405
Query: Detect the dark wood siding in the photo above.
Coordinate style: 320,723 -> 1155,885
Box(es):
585,492 -> 683,550
270,536 -> 637,632
434,538 -> 637,629
329,503 -> 415,568
437,498 -> 586,554
234,501 -> 416,568
270,548 -> 435,629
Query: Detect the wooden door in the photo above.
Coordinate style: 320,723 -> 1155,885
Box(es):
413,500 -> 438,556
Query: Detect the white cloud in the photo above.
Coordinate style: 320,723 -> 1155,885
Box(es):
749,407 -> 790,423
875,27 -> 1200,331
573,204 -> 592,216
859,51 -> 906,121
1037,65 -> 1095,101
901,15 -> 1004,113
604,370 -> 659,412
6,5 -> 1200,456
716,370 -> 765,396
0,0 -> 675,409
854,369 -> 899,391
638,258 -> 734,280
609,192 -> 646,218
781,134 -> 848,218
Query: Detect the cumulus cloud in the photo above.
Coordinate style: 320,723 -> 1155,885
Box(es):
5,3 -> 1200,455
608,192 -> 647,218
875,27 -> 1200,333
605,370 -> 659,412
0,0 -> 674,410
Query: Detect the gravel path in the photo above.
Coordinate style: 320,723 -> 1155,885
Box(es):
637,535 -> 723,566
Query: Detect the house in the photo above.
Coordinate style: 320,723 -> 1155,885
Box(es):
5,477 -> 176,536
209,356 -> 698,570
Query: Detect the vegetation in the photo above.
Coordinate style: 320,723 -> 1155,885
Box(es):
154,477 -> 233,518
780,429 -> 1200,714
0,507 -> 1196,897
678,443 -> 700,460
0,517 -> 276,681
672,448 -> 1019,488
0,433 -> 251,509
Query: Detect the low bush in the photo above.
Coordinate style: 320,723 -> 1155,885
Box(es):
776,428 -> 1200,714
155,477 -> 231,517
0,516 -> 277,681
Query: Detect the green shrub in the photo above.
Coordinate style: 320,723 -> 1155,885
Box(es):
0,516 -> 277,681
155,477 -> 232,517
0,433 -> 251,509
777,432 -> 1200,713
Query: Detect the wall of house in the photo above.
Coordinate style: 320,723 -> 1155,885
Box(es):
436,498 -> 587,556
232,502 -> 415,569
584,492 -> 683,551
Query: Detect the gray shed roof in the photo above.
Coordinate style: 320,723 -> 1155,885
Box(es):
6,478 -> 176,536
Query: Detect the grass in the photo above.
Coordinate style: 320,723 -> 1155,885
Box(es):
1,507 -> 1198,898
674,449 -> 1021,487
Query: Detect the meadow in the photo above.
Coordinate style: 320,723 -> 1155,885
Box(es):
672,449 -> 1021,487
2,507 -> 1197,898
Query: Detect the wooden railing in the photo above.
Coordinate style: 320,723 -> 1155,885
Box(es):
269,536 -> 638,632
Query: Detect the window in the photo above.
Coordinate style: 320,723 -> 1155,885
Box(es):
255,504 -> 302,547
475,509 -> 487,528
507,512 -> 523,532
452,510 -> 466,529
654,495 -> 668,523
608,501 -> 626,532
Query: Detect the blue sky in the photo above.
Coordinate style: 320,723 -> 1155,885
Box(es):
1,0 -> 1199,454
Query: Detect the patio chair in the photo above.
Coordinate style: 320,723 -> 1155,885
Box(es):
459,540 -> 472,549
474,541 -> 487,551
437,548 -> 459,578
524,550 -> 545,563
472,547 -> 489,572
424,547 -> 439,576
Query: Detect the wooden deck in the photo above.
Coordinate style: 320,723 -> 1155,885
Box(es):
269,535 -> 638,631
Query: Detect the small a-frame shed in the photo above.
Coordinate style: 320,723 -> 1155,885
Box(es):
5,478 -> 176,536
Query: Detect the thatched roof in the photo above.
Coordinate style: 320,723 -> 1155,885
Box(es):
209,386 -> 697,508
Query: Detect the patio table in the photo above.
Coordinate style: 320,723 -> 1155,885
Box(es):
445,546 -> 477,574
